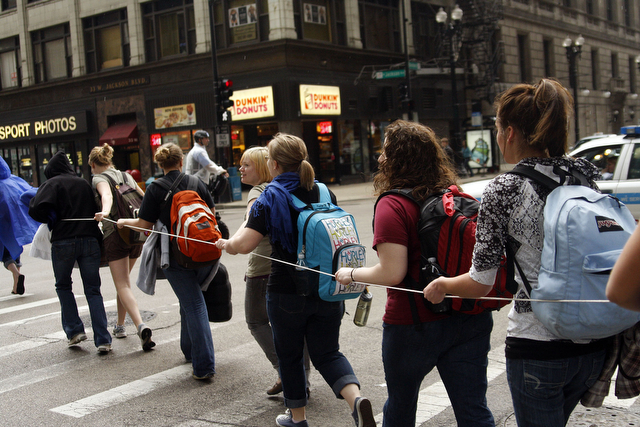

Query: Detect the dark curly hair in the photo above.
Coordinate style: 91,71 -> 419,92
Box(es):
373,120 -> 458,202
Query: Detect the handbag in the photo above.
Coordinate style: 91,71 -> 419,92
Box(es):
202,263 -> 232,322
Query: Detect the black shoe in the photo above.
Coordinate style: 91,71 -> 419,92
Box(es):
15,274 -> 25,295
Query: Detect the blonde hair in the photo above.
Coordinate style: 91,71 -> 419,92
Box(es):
154,143 -> 183,169
268,133 -> 315,190
88,143 -> 114,167
241,146 -> 272,184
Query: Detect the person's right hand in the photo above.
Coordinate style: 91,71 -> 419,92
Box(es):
215,238 -> 227,249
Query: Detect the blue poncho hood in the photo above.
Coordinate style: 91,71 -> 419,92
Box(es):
0,157 -> 40,260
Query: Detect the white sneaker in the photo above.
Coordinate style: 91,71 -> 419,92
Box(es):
112,324 -> 126,338
97,343 -> 112,354
68,333 -> 87,347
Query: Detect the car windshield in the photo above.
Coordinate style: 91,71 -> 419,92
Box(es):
572,144 -> 622,179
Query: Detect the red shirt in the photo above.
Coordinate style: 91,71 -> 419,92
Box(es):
373,194 -> 449,325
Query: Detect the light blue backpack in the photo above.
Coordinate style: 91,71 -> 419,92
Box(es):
289,183 -> 366,301
510,165 -> 640,340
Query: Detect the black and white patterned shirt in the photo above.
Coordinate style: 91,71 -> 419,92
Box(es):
469,156 -> 600,341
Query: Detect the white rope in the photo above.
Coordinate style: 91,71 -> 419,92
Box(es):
63,217 -> 614,304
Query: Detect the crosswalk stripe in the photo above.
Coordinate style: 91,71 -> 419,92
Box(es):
50,365 -> 193,418
0,299 -> 116,329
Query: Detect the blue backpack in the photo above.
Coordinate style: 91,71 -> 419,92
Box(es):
509,165 -> 640,340
290,183 -> 367,301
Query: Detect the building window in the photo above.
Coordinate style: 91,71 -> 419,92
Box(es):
83,9 -> 129,73
31,23 -> 71,83
606,0 -> 614,21
629,56 -> 637,94
543,38 -> 554,77
359,0 -> 400,52
213,0 -> 268,48
412,2 -> 438,60
562,0 -> 572,8
143,0 -> 195,62
591,49 -> 599,90
612,53 -> 619,79
623,0 -> 632,26
1,0 -> 16,11
293,0 -> 346,45
517,34 -> 530,83
0,36 -> 20,90
585,0 -> 595,15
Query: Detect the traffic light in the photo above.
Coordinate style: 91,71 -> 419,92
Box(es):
397,82 -> 408,103
217,78 -> 234,111
216,78 -> 233,123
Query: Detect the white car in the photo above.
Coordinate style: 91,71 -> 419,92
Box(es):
461,126 -> 640,218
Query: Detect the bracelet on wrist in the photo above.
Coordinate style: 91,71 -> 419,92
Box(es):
350,268 -> 357,282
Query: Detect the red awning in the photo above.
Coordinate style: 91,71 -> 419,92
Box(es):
99,121 -> 139,146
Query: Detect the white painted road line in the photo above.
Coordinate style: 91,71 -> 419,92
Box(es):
50,365 -> 193,418
0,299 -> 116,328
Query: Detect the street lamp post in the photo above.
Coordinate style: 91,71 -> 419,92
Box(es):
563,34 -> 584,144
436,5 -> 463,155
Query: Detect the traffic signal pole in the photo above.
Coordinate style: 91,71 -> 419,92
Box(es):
208,0 -> 232,167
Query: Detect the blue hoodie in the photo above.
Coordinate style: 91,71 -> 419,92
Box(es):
0,157 -> 39,260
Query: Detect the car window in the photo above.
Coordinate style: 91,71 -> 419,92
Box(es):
627,144 -> 640,180
573,144 -> 622,180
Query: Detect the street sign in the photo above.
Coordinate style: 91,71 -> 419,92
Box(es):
373,69 -> 405,80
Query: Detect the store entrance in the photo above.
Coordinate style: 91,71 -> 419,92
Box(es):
303,120 -> 337,183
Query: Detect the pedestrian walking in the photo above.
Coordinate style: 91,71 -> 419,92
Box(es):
335,120 -> 495,427
117,143 -> 217,380
28,151 -> 112,353
218,133 -> 375,427
89,143 -> 155,351
0,157 -> 39,295
424,78 -> 608,427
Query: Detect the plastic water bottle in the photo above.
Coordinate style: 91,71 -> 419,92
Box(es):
424,257 -> 451,314
353,286 -> 373,327
295,250 -> 311,296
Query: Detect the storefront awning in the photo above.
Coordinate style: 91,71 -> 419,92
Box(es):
99,121 -> 139,146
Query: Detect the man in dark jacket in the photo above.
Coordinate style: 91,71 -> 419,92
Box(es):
29,151 -> 112,353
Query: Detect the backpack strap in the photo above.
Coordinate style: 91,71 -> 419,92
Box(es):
156,173 -> 186,210
508,164 -> 590,190
289,182 -> 329,209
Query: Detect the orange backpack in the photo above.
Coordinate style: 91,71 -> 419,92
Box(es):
157,173 -> 222,268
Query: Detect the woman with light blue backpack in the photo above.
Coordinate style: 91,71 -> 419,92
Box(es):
424,78 -> 609,427
218,134 -> 375,427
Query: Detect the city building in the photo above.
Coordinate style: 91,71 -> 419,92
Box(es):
0,0 -> 638,187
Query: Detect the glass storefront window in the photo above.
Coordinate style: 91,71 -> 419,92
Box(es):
230,126 -> 245,166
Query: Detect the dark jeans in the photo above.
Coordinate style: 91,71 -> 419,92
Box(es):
267,291 -> 359,409
506,350 -> 606,427
382,311 -> 495,427
163,258 -> 216,377
51,237 -> 111,347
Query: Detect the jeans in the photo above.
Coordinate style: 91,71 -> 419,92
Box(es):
163,258 -> 216,377
245,275 -> 279,370
506,350 -> 606,427
267,291 -> 359,409
51,237 -> 111,347
382,311 -> 495,427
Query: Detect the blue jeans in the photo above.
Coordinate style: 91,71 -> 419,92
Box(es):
382,311 -> 495,427
163,258 -> 216,377
506,350 -> 606,427
51,237 -> 111,347
267,291 -> 359,409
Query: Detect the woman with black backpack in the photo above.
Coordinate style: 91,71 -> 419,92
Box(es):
90,144 -> 155,352
335,120 -> 495,427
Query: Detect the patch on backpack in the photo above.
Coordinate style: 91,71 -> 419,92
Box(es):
595,215 -> 624,232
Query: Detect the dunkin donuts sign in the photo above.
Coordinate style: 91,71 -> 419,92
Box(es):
300,85 -> 341,115
229,86 -> 275,121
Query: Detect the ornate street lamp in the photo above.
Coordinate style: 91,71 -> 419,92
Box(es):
436,5 -> 464,155
563,34 -> 584,143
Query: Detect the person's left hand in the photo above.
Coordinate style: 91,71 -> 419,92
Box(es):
335,267 -> 353,285
116,219 -> 127,229
424,277 -> 447,304
215,238 -> 227,249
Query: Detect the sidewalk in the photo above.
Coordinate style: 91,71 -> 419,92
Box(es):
216,168 -> 503,210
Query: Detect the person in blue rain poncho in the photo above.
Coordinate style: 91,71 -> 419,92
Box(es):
0,156 -> 39,295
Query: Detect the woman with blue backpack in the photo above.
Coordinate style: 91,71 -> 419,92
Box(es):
219,133 -> 375,427
424,78 -> 609,426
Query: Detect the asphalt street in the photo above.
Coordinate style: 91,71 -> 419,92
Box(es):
0,169 -> 639,426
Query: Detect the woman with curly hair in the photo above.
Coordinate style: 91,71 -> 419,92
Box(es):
336,119 -> 495,427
